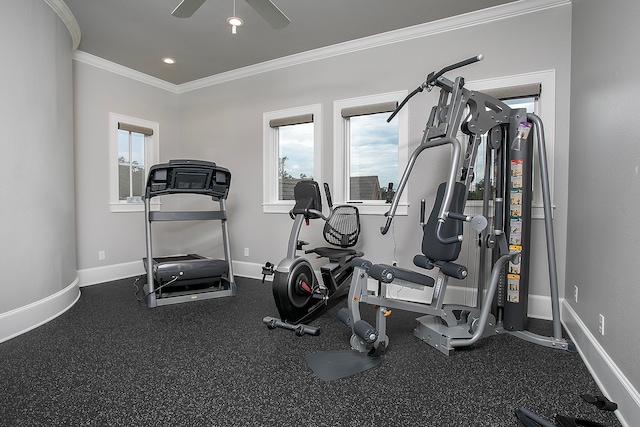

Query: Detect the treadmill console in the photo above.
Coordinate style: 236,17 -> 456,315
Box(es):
145,159 -> 231,200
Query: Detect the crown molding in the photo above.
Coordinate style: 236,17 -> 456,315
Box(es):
179,0 -> 569,93
73,51 -> 180,93
73,0 -> 570,94
43,0 -> 81,50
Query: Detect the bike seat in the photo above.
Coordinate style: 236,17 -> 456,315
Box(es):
306,246 -> 361,262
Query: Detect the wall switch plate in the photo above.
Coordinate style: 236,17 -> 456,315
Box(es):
244,247 -> 249,257
574,285 -> 578,303
598,314 -> 605,335
99,250 -> 106,260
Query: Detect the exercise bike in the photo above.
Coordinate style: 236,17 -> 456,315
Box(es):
263,180 -> 362,336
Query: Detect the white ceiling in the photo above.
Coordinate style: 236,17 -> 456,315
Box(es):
63,0 -> 518,85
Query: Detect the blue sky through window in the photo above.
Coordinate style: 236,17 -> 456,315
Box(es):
350,112 -> 398,189
279,122 -> 314,179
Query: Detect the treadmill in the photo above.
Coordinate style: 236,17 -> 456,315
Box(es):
143,159 -> 236,308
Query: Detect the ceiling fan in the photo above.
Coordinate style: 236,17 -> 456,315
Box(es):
171,0 -> 290,29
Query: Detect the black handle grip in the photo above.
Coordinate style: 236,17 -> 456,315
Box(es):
323,182 -> 333,208
387,54 -> 483,123
380,216 -> 393,235
426,54 -> 483,87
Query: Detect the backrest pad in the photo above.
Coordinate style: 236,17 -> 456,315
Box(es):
421,182 -> 467,262
323,205 -> 360,248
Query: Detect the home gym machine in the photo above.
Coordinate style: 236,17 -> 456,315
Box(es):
307,55 -> 574,379
141,159 -> 236,308
263,180 -> 362,336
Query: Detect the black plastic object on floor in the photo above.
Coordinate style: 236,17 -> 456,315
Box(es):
305,350 -> 384,381
580,394 -> 618,412
555,414 -> 607,427
515,408 -> 555,427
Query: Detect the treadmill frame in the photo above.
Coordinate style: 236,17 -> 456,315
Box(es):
143,159 -> 237,308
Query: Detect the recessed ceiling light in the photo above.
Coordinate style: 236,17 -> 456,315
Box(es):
162,57 -> 176,65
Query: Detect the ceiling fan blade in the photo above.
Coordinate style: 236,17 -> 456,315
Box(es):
171,0 -> 207,18
245,0 -> 290,29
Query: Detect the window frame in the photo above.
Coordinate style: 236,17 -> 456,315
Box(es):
333,91 -> 409,216
262,104 -> 322,214
108,112 -> 159,213
465,69 -> 556,218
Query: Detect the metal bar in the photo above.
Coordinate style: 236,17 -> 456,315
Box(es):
451,252 -> 516,347
527,113 -> 562,341
144,197 -> 156,308
149,211 -> 226,221
219,198 -> 236,293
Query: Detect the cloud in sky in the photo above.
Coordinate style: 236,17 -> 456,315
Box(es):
279,113 -> 399,187
279,122 -> 314,178
350,113 -> 398,187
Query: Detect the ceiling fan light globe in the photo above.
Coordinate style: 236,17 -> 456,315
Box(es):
228,17 -> 243,27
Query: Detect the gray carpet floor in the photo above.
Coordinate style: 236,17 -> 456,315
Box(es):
0,276 -> 622,426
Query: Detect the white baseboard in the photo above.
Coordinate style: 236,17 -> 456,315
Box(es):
77,260 -> 557,321
562,301 -> 638,427
0,278 -> 80,343
231,260 -> 272,282
78,261 -> 146,287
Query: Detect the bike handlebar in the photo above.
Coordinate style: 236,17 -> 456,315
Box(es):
387,54 -> 483,123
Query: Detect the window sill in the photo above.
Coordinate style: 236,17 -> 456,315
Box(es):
263,202 -> 295,214
263,202 -> 408,216
110,201 -> 160,213
348,203 -> 408,216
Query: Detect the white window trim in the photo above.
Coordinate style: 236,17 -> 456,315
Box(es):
108,112 -> 160,213
262,104 -> 322,214
465,69 -> 556,219
333,91 -> 409,216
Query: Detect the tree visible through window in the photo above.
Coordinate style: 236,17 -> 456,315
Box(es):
263,104 -> 321,212
278,122 -> 314,200
333,91 -> 408,215
467,97 -> 536,201
109,113 -> 158,212
118,129 -> 146,202
349,112 -> 398,202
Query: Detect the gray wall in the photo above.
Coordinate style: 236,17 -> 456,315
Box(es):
567,0 -> 640,399
73,62 -> 180,272
0,1 -> 77,313
175,5 -> 573,302
72,3 -> 573,308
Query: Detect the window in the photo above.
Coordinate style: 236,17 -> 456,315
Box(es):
333,91 -> 409,215
466,97 -> 536,201
263,104 -> 322,213
465,70 -> 556,217
109,113 -> 159,213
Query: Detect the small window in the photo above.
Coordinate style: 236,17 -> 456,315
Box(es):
333,92 -> 409,215
109,113 -> 159,212
263,104 -> 321,213
118,128 -> 146,202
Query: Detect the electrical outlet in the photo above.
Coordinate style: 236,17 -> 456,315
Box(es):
244,247 -> 249,257
598,314 -> 605,335
574,285 -> 578,303
98,250 -> 106,261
